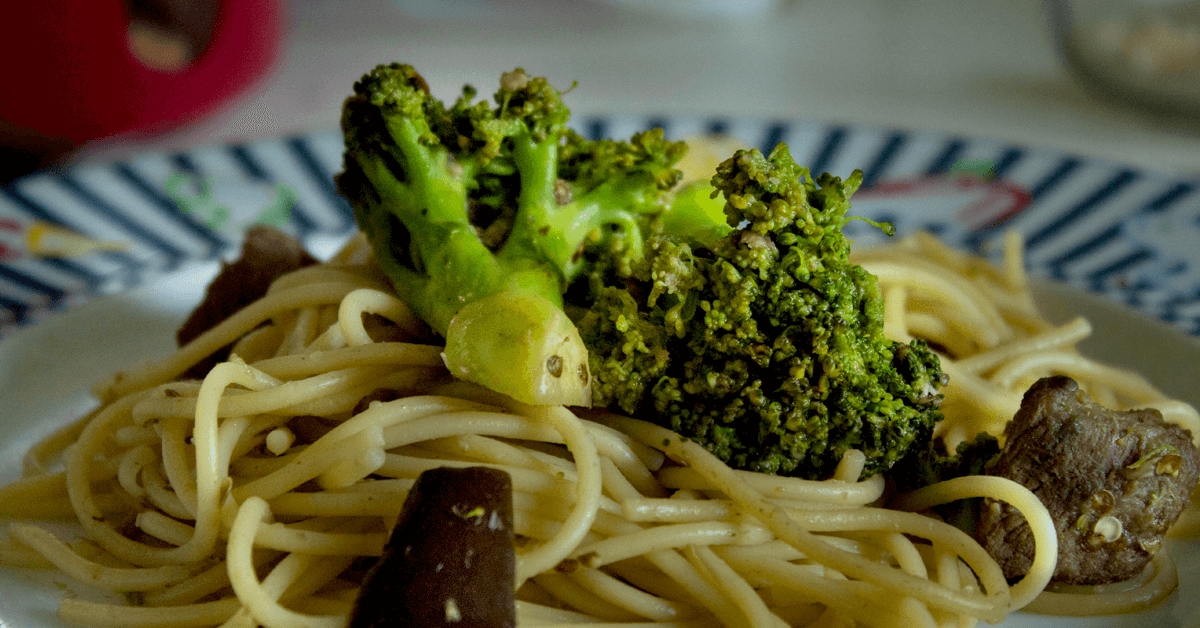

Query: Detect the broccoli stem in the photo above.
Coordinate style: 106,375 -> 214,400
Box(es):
501,134 -> 573,286
384,117 -> 465,220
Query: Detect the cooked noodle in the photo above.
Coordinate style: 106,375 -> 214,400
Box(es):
0,230 -> 1194,627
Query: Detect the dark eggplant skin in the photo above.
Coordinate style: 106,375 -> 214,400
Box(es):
348,466 -> 515,628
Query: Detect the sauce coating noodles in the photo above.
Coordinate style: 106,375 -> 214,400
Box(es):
0,230 -> 1195,628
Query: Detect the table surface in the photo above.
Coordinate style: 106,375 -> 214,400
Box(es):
74,0 -> 1200,178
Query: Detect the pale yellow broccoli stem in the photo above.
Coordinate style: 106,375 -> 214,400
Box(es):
442,293 -> 592,407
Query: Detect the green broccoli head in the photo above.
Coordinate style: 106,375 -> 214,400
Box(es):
573,144 -> 947,479
337,64 -> 717,337
336,64 -> 729,406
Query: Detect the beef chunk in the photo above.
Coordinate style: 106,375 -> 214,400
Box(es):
975,376 -> 1199,584
175,226 -> 318,376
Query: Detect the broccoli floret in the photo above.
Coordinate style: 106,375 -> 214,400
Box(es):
573,145 -> 948,479
336,64 -> 727,406
337,63 -> 713,336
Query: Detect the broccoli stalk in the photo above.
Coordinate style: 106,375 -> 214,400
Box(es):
337,63 -> 726,406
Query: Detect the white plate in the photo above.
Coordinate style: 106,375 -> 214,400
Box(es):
0,261 -> 1198,627
1,118 -> 1198,626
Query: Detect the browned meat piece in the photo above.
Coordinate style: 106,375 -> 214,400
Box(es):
976,375 -> 1199,585
175,226 -> 317,376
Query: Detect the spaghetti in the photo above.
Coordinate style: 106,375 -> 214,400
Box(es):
0,230 -> 1195,628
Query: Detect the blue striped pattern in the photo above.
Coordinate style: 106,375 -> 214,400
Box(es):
113,163 -> 228,252
807,125 -> 849,180
2,119 -> 1197,338
287,135 -> 356,231
1026,169 -> 1139,252
229,144 -> 320,237
53,173 -> 190,267
0,183 -> 147,296
923,138 -> 967,177
858,131 -> 908,189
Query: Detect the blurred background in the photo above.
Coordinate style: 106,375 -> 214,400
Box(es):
2,0 -> 1198,181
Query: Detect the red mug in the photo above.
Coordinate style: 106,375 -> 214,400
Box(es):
1,0 -> 283,150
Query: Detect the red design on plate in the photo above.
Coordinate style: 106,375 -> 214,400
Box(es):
855,175 -> 1032,231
